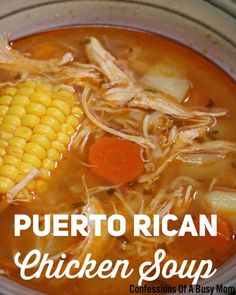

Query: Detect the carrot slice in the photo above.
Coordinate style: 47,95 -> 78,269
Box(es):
167,214 -> 234,262
88,137 -> 144,184
194,214 -> 233,253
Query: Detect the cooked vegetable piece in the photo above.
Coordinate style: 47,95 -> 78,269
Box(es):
194,214 -> 233,254
205,190 -> 236,212
140,74 -> 191,102
88,136 -> 144,184
0,80 -> 83,198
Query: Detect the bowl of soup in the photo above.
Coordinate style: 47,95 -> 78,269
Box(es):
0,1 -> 235,294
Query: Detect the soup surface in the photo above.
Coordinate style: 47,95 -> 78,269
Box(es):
0,27 -> 235,294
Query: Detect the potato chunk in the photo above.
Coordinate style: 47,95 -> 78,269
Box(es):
206,190 -> 236,212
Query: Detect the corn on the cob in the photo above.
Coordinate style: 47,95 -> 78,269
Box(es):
0,80 -> 83,198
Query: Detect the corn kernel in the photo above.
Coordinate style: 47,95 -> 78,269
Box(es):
51,140 -> 65,153
25,142 -> 46,160
60,123 -> 75,136
0,139 -> 8,148
8,106 -> 26,118
3,155 -> 21,167
26,102 -> 46,117
34,124 -> 56,141
11,95 -> 29,107
15,173 -> 23,183
3,115 -> 21,127
18,162 -> 33,174
41,116 -> 60,132
0,176 -> 14,193
0,105 -> 9,117
40,168 -> 50,179
46,107 -> 65,123
22,114 -> 40,128
17,174 -> 26,184
52,100 -> 70,116
14,126 -> 32,141
42,158 -> 55,170
0,123 -> 16,134
5,87 -> 17,96
23,153 -> 41,169
17,188 -> 32,200
47,148 -> 60,161
7,146 -> 24,158
36,84 -> 52,93
22,80 -> 36,88
57,132 -> 71,146
8,137 -> 26,149
31,92 -> 51,107
53,89 -> 75,106
66,114 -> 80,128
0,148 -> 6,157
72,106 -> 83,117
0,164 -> 18,181
31,134 -> 50,150
0,95 -> 12,105
0,131 -> 12,140
17,87 -> 34,96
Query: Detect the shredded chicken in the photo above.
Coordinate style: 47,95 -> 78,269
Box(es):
86,37 -> 134,85
81,86 -> 155,149
178,127 -> 206,144
57,63 -> 103,86
0,35 -> 73,75
139,140 -> 236,184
